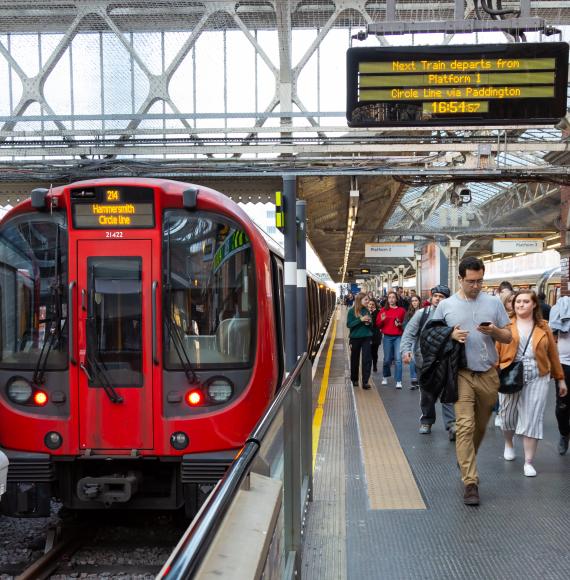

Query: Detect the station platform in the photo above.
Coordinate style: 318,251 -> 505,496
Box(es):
302,307 -> 570,580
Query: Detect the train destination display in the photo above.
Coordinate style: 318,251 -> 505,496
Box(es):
347,43 -> 568,127
71,186 -> 155,228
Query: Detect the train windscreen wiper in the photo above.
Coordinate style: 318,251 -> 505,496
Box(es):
82,317 -> 123,404
164,226 -> 198,384
164,305 -> 198,384
32,224 -> 65,387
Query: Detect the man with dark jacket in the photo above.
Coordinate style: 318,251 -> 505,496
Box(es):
428,257 -> 511,507
401,285 -> 456,438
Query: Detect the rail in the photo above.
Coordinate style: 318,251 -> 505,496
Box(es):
160,352 -> 311,579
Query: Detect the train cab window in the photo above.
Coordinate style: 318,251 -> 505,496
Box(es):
0,213 -> 68,370
86,257 -> 142,387
163,211 -> 255,369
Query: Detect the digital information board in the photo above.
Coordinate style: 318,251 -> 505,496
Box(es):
71,186 -> 155,229
347,42 -> 569,127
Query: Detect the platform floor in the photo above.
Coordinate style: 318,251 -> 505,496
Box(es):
302,308 -> 570,580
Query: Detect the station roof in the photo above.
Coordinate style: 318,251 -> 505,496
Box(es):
0,1 -> 568,282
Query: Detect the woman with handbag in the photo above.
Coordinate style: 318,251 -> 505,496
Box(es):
496,290 -> 568,476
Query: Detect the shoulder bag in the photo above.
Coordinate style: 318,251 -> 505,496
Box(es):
498,325 -> 534,394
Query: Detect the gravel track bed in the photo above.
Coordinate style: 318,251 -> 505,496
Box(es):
0,502 -> 185,579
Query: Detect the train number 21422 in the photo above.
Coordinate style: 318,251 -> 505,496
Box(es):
105,231 -> 124,238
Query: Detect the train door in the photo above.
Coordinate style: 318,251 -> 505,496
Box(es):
77,240 -> 154,450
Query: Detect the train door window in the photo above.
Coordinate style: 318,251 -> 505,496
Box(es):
0,213 -> 68,369
86,257 -> 142,387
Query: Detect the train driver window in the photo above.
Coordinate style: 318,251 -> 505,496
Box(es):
0,214 -> 68,370
163,212 -> 255,368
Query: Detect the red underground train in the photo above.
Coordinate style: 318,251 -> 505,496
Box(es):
0,178 -> 335,518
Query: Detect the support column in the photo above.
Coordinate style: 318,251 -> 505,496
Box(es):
560,186 -> 570,297
296,200 -> 307,355
283,174 -> 298,371
415,253 -> 422,297
448,239 -> 461,293
282,173 -> 301,575
397,265 -> 405,287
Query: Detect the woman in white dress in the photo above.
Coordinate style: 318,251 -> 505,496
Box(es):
496,290 -> 568,476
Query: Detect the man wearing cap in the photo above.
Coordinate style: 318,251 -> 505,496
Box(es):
401,285 -> 456,439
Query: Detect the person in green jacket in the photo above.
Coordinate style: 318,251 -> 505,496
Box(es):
347,292 -> 373,389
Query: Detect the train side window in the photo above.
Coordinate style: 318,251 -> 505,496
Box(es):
271,256 -> 285,385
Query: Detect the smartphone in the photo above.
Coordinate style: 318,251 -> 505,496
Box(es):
479,321 -> 492,326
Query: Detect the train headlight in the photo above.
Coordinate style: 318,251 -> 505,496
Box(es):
44,431 -> 63,450
6,377 -> 32,404
170,432 -> 189,450
206,377 -> 233,403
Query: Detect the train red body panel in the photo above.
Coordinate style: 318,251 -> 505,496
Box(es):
0,178 -> 334,516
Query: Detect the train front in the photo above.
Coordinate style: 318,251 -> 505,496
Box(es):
0,179 -> 278,517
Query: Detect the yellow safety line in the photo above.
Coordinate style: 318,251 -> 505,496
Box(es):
312,316 -> 337,471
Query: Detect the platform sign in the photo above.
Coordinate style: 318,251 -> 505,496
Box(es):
347,42 -> 569,127
365,242 -> 415,258
492,238 -> 544,253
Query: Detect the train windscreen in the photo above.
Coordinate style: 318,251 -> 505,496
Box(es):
0,213 -> 68,369
163,211 -> 255,369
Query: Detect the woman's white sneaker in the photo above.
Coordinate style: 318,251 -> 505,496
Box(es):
381,378 -> 388,385
395,382 -> 403,389
503,446 -> 516,461
523,463 -> 537,477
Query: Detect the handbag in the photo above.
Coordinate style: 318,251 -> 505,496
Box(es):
498,325 -> 534,394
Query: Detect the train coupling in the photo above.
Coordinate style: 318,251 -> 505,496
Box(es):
76,471 -> 141,506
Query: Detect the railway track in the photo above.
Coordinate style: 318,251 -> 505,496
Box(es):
0,514 -> 182,580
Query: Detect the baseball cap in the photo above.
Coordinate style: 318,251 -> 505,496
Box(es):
431,284 -> 451,298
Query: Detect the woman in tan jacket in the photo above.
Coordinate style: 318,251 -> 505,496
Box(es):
496,290 -> 568,477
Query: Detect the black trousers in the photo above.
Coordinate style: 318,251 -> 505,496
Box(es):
350,337 -> 372,385
557,364 -> 570,437
419,388 -> 456,428
371,341 -> 381,369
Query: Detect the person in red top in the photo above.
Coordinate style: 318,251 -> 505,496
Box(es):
376,291 -> 407,389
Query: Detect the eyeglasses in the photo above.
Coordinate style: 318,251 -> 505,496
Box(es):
461,278 -> 484,286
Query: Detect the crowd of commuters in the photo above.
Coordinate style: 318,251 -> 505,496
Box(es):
344,255 -> 568,507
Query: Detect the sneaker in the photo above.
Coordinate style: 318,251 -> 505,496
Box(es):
411,378 -> 418,387
381,378 -> 388,385
559,435 -> 569,456
523,463 -> 537,477
352,381 -> 359,387
419,424 -> 431,435
448,425 -> 457,442
409,385 -> 419,391
463,484 -> 480,506
395,382 -> 403,389
503,446 -> 515,461
494,414 -> 502,428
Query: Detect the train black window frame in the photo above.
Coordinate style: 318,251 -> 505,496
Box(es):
0,211 -> 68,371
162,210 -> 256,371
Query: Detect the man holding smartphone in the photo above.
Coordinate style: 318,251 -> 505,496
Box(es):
431,256 -> 511,506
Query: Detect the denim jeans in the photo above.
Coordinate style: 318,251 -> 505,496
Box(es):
410,359 -> 417,381
382,334 -> 402,382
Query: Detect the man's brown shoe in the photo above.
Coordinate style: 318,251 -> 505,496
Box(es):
463,484 -> 479,506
